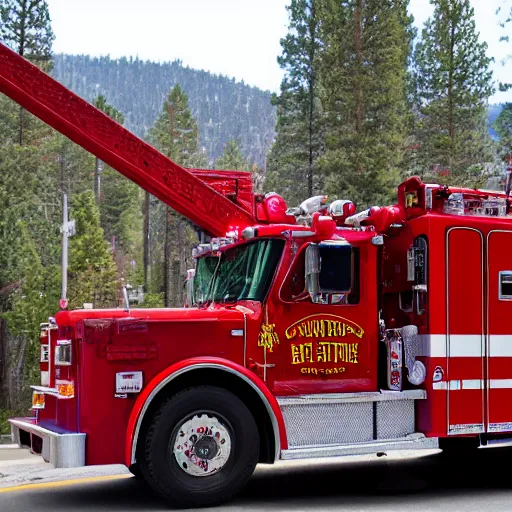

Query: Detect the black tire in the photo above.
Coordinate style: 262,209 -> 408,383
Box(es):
439,436 -> 480,457
140,386 -> 259,508
129,463 -> 143,479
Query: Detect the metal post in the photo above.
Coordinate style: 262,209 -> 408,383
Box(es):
61,193 -> 68,306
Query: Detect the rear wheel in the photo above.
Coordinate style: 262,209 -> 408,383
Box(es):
140,386 -> 259,508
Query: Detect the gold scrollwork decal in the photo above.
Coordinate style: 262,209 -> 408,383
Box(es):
285,314 -> 364,341
258,323 -> 280,352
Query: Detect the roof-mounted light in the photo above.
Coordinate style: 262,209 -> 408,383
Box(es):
242,227 -> 259,239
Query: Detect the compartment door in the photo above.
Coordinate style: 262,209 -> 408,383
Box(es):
446,227 -> 485,435
487,230 -> 512,433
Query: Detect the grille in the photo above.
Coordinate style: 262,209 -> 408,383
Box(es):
376,400 -> 415,439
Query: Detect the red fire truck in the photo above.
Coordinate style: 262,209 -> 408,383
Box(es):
2,43 -> 512,508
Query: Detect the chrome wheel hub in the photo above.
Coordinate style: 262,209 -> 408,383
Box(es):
173,414 -> 232,477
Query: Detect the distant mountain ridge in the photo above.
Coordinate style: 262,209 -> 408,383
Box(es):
51,54 -> 504,169
51,53 -> 277,168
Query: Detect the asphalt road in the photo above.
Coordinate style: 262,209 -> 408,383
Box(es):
2,446 -> 512,511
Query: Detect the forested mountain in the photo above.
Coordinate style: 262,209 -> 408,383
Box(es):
51,54 -> 276,168
51,53 -> 503,174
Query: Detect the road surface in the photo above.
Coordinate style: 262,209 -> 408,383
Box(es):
2,445 -> 512,511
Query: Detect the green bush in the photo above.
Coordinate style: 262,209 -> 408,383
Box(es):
0,409 -> 15,436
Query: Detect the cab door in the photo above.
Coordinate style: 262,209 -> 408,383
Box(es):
263,238 -> 379,396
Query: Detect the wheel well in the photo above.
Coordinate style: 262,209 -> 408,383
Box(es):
135,368 -> 277,464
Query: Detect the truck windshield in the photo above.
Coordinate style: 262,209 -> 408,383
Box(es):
194,239 -> 285,305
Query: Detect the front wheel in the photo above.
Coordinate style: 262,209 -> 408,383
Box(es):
140,386 -> 259,508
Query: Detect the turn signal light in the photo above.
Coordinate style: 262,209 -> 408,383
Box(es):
56,380 -> 75,399
32,391 -> 45,410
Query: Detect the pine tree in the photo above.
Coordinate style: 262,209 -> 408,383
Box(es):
265,0 -> 323,207
413,0 -> 494,186
90,95 -> 142,284
318,0 -> 414,208
147,85 -> 204,306
92,95 -> 125,203
0,0 -> 54,63
494,103 -> 512,154
1,0 -> 55,145
214,139 -> 250,171
67,192 -> 119,309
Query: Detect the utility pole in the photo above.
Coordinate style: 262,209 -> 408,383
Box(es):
60,193 -> 76,309
94,158 -> 104,202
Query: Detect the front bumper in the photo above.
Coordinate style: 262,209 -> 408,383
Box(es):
9,417 -> 86,468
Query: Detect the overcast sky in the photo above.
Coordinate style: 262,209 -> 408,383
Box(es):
46,0 -> 511,103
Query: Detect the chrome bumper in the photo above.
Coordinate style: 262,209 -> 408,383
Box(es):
9,417 -> 86,468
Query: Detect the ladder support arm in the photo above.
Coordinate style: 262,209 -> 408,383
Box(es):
0,43 -> 255,236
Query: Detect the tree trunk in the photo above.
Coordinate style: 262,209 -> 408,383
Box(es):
0,319 -> 7,409
171,260 -> 181,307
18,0 -> 27,146
448,17 -> 456,168
307,0 -> 317,197
143,191 -> 150,292
354,0 -> 364,136
164,206 -> 173,307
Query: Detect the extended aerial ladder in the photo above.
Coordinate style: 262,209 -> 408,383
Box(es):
0,42 -> 256,236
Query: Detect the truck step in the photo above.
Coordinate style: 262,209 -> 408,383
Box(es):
280,433 -> 438,460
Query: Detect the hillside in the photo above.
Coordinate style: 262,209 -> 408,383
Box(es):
51,54 -> 277,168
488,103 -> 505,140
51,54 -> 504,169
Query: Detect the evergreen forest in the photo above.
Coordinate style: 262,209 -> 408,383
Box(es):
0,0 -> 511,431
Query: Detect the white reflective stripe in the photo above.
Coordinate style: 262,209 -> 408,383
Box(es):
462,379 -> 482,389
449,380 -> 461,390
489,335 -> 512,357
432,379 -> 512,390
420,334 -> 512,358
41,371 -> 49,387
418,334 -> 445,357
418,334 -> 484,358
448,335 -> 484,357
490,379 -> 512,389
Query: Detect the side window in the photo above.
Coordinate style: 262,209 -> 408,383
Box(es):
499,271 -> 512,300
319,247 -> 360,305
281,249 -> 306,301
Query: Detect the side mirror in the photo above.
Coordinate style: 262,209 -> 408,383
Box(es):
305,241 -> 354,303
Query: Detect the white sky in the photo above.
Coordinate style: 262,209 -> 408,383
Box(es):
46,0 -> 512,102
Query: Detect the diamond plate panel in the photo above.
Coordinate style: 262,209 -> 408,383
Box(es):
281,402 -> 373,448
376,400 -> 415,439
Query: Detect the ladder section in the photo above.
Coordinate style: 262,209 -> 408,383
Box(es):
0,43 -> 255,236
